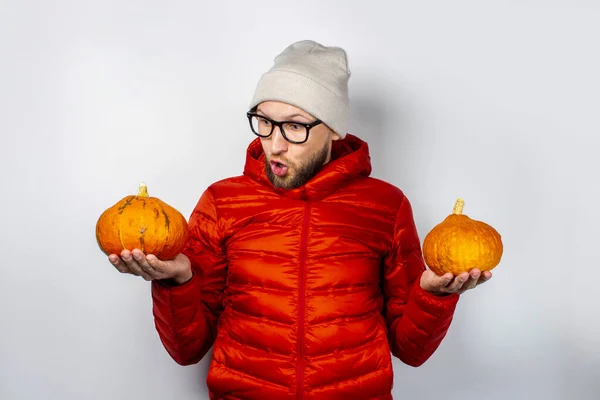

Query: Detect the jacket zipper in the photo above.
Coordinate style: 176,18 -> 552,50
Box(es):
297,201 -> 311,399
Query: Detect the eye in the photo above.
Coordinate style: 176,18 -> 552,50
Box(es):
259,117 -> 271,126
288,124 -> 302,131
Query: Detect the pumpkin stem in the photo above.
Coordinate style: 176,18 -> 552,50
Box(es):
138,182 -> 149,197
453,198 -> 464,215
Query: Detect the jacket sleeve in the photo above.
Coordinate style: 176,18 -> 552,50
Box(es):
150,187 -> 227,366
382,194 -> 459,367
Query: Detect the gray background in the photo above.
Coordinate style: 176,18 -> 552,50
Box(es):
1,0 -> 598,399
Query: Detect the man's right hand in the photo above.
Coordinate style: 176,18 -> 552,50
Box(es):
108,249 -> 193,285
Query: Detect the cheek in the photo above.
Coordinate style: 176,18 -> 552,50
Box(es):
285,146 -> 311,168
310,131 -> 332,157
259,138 -> 270,154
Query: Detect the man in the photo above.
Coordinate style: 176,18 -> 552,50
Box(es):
108,40 -> 491,399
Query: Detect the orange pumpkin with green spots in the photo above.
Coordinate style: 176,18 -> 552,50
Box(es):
95,183 -> 189,260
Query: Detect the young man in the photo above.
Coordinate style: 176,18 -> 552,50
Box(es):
109,40 -> 491,399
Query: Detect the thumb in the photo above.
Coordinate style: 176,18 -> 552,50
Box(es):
146,254 -> 169,271
438,272 -> 454,287
422,269 -> 453,290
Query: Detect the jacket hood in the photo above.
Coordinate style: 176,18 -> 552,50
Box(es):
243,133 -> 372,200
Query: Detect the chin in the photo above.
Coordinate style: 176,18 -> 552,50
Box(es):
267,172 -> 296,189
271,177 -> 293,189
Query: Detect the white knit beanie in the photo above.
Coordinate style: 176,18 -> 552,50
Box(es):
249,40 -> 351,138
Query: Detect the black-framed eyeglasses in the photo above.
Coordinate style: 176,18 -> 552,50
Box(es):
246,111 -> 323,144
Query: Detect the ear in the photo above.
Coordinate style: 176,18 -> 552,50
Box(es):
331,130 -> 342,141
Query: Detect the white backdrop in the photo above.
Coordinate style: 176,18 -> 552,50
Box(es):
1,1 -> 598,399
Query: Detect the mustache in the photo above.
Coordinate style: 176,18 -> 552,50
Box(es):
267,155 -> 292,166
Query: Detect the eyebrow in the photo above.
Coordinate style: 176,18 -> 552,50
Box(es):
256,109 -> 311,121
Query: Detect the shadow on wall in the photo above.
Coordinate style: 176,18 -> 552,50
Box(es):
349,73 -> 447,234
347,74 -> 423,192
347,81 -> 389,179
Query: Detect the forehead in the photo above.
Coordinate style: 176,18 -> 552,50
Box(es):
256,101 -> 314,120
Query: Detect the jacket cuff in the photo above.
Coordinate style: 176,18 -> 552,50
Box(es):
409,280 -> 459,318
151,272 -> 201,307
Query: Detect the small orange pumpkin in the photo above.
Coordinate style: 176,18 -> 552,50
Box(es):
422,198 -> 503,276
95,183 -> 189,260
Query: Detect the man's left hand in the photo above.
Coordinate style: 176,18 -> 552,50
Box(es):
420,268 -> 492,296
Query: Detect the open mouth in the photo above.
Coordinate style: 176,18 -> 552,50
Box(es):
270,160 -> 289,177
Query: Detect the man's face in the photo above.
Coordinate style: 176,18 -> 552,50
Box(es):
256,101 -> 340,190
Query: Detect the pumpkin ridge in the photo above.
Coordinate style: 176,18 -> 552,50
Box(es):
139,234 -> 145,252
155,203 -> 170,258
138,198 -> 146,252
118,209 -> 126,251
95,218 -> 106,254
477,226 -> 483,265
118,196 -> 134,214
139,213 -> 146,253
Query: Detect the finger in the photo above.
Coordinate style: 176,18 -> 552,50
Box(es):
476,271 -> 493,286
109,254 -> 130,274
121,249 -> 153,281
462,269 -> 481,292
422,269 -> 453,294
440,272 -> 454,287
146,254 -> 179,280
146,254 -> 169,274
131,249 -> 162,279
446,272 -> 470,293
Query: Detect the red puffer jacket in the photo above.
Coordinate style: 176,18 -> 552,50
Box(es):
151,134 -> 459,400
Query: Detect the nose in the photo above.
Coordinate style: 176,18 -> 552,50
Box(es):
270,126 -> 288,154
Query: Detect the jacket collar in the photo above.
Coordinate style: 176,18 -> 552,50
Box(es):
243,133 -> 372,201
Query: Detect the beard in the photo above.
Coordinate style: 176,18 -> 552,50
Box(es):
265,144 -> 330,190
